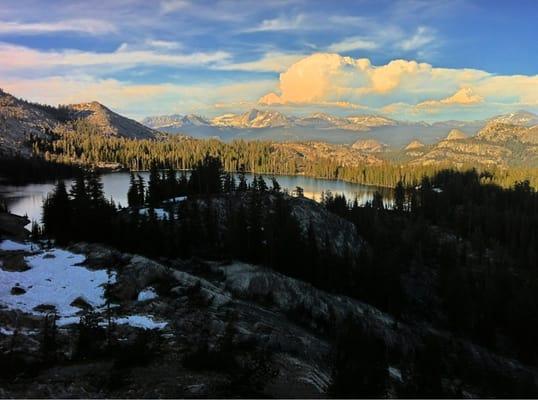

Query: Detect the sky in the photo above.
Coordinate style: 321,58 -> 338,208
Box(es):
0,0 -> 537,121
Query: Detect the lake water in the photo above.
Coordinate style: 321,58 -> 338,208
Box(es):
0,172 -> 392,226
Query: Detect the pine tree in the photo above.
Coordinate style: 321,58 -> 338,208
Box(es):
42,180 -> 71,244
271,177 -> 281,193
128,172 -> 141,208
237,165 -> 248,191
372,191 -> 384,211
136,174 -> 145,205
147,163 -> 161,206
70,172 -> 88,203
394,181 -> 406,212
87,171 -> 105,205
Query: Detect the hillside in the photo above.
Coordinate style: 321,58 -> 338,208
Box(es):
3,165 -> 538,397
488,111 -> 538,126
476,122 -> 538,144
0,89 -> 160,155
0,89 -> 59,155
66,101 -> 159,139
446,128 -> 468,141
404,123 -> 538,168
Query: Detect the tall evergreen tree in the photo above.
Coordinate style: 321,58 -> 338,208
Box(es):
394,180 -> 406,212
42,180 -> 71,244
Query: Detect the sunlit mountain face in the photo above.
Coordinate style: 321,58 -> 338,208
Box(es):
0,0 -> 537,128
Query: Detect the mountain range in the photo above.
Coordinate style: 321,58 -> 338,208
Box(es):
1,88 -> 537,169
142,108 -> 538,147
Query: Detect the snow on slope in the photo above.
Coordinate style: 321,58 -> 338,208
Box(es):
0,246 -> 114,317
0,240 -> 166,330
0,239 -> 37,252
137,287 -> 158,301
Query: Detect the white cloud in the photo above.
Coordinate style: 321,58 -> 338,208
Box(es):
257,52 -> 538,119
0,19 -> 116,35
145,39 -> 183,50
398,26 -> 436,51
0,42 -> 231,74
214,51 -> 305,72
244,14 -> 309,32
160,0 -> 190,14
327,36 -> 379,52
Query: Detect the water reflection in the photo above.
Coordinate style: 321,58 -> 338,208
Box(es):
0,172 -> 393,225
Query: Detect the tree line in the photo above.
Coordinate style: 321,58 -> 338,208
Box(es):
30,121 -> 538,189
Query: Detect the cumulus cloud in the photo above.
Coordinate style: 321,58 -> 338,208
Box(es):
257,52 -> 538,118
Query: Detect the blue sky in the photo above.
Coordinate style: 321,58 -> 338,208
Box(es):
0,0 -> 537,121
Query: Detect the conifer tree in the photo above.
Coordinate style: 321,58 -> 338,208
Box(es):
128,173 -> 140,208
394,181 -> 406,212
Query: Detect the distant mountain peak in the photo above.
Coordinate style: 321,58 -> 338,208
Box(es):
405,140 -> 425,150
488,110 -> 538,126
211,108 -> 291,128
351,138 -> 386,152
446,128 -> 468,141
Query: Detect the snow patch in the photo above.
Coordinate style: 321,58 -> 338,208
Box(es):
164,196 -> 187,203
137,287 -> 158,301
0,248 -> 115,318
0,327 -> 14,335
114,315 -> 167,330
0,240 -> 36,252
57,314 -> 167,330
139,208 -> 170,219
56,316 -> 81,327
389,366 -> 403,382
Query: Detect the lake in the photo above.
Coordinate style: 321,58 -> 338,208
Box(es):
0,172 -> 393,226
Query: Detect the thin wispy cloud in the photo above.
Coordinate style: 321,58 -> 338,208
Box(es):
327,36 -> 379,52
160,0 -> 190,14
398,26 -> 436,51
244,14 -> 309,32
214,51 -> 305,72
0,42 -> 231,74
0,19 -> 116,35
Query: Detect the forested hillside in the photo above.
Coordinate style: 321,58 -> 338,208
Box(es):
28,157 -> 538,397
